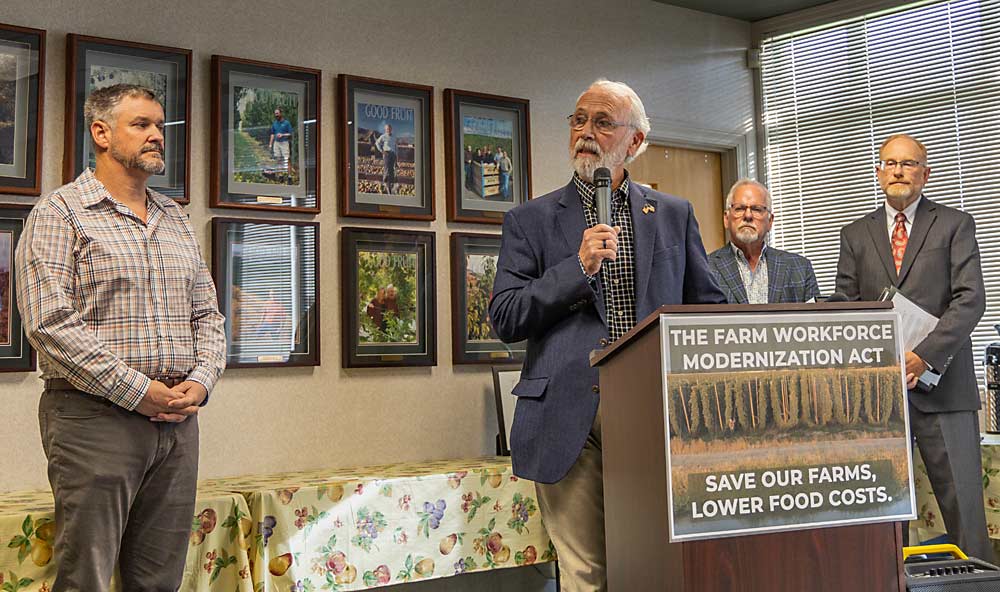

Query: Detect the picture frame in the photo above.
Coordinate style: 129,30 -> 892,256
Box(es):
341,227 -> 436,368
0,23 -> 44,196
450,232 -> 526,364
211,56 -> 320,213
444,89 -> 531,224
492,365 -> 522,456
64,34 -> 191,203
211,217 -> 320,369
338,74 -> 434,221
0,205 -> 34,372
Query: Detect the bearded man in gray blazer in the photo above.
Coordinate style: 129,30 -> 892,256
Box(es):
836,133 -> 989,559
708,179 -> 819,304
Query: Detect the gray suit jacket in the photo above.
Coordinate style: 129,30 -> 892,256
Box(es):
835,197 -> 985,412
708,244 -> 820,304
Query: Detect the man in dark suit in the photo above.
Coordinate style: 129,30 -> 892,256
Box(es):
708,179 -> 820,304
836,133 -> 989,559
489,79 -> 725,591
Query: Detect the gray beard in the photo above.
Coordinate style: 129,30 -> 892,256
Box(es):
570,138 -> 630,183
111,145 -> 165,175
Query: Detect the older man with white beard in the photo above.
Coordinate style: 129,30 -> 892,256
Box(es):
489,79 -> 724,591
708,179 -> 819,304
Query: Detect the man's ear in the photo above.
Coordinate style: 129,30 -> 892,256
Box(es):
91,120 -> 112,152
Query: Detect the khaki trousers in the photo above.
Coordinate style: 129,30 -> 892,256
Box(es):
536,409 -> 607,592
39,387 -> 199,592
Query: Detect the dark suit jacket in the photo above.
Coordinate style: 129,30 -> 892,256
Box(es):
489,180 -> 726,484
708,244 -> 820,304
835,197 -> 985,413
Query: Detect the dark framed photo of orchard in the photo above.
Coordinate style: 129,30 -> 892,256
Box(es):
210,56 -> 320,213
0,23 -> 44,196
338,74 -> 434,221
64,34 -> 190,203
341,227 -> 436,368
444,89 -> 531,224
450,233 -> 525,364
211,217 -> 320,369
0,205 -> 34,372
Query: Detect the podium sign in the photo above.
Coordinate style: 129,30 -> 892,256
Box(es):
660,310 -> 916,542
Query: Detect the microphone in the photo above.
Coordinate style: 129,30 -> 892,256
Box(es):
593,167 -> 612,227
824,292 -> 850,302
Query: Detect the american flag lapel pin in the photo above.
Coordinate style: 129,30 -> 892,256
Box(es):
642,201 -> 656,214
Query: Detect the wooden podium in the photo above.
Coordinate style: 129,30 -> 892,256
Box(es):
590,303 -> 907,592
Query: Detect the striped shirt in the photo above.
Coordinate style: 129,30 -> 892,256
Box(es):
15,169 -> 226,410
574,172 -> 637,341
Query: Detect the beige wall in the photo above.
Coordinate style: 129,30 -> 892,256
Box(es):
0,0 -> 753,492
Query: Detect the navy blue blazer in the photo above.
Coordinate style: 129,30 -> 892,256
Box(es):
489,180 -> 726,484
708,244 -> 820,304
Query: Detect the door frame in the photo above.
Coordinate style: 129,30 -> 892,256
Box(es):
645,116 -> 755,196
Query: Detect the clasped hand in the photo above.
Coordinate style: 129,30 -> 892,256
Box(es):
135,380 -> 207,423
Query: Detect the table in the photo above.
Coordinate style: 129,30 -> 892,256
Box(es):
199,456 -> 555,591
911,441 -> 1000,559
0,488 -> 253,592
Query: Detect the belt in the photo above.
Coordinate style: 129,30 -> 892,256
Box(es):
44,377 -> 183,391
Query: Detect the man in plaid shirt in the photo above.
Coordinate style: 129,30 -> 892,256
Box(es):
15,84 -> 226,592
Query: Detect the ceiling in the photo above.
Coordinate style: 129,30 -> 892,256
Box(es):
653,0 -> 836,22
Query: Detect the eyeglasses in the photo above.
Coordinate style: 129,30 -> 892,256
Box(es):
879,159 -> 923,171
567,113 -> 634,133
729,204 -> 770,218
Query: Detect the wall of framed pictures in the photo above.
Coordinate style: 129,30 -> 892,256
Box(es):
0,0 -> 754,498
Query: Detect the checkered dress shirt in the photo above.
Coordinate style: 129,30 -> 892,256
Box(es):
574,172 -> 637,341
15,169 -> 226,410
732,243 -> 769,305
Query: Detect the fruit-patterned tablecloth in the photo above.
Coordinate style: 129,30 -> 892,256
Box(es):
910,445 -> 1000,560
0,488 -> 254,592
198,456 -> 554,591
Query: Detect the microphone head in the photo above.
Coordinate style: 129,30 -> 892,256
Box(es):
593,167 -> 612,187
824,292 -> 849,302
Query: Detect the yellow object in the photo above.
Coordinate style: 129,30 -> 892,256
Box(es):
902,543 -> 969,560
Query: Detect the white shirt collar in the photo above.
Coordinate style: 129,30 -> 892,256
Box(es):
885,195 -> 921,227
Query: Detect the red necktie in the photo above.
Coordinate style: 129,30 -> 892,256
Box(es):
891,212 -> 908,274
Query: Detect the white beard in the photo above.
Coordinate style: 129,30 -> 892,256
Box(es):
570,137 -> 630,183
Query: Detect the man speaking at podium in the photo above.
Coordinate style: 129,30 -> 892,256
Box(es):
490,79 -> 725,590
835,133 -> 989,560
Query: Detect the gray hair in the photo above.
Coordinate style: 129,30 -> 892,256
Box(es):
581,79 -> 651,162
84,84 -> 158,137
725,178 -> 772,210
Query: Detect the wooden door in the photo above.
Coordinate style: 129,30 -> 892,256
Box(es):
629,144 -> 725,252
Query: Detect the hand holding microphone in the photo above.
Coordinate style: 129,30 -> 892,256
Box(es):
578,167 -> 620,276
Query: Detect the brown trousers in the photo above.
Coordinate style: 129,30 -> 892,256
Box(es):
38,388 -> 199,592
535,409 -> 607,592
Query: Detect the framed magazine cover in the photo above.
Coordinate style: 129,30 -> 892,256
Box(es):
341,227 -> 436,367
212,217 -> 320,368
64,34 -> 191,203
338,75 -> 434,220
444,89 -> 531,224
0,23 -> 44,196
0,205 -> 34,371
450,232 -> 525,364
211,55 -> 320,213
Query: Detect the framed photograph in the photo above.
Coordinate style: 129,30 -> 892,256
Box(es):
0,205 -> 34,372
492,365 -> 522,456
212,218 -> 319,369
341,227 -> 436,367
338,75 -> 434,220
211,56 -> 320,213
64,34 -> 190,203
0,23 -> 44,196
450,233 -> 526,364
444,89 -> 531,224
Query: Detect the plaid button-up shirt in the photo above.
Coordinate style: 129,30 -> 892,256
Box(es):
574,172 -> 637,341
15,169 -> 226,410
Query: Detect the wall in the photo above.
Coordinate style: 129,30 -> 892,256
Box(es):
0,0 -> 753,492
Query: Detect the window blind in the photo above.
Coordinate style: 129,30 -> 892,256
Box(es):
761,0 -> 1000,377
